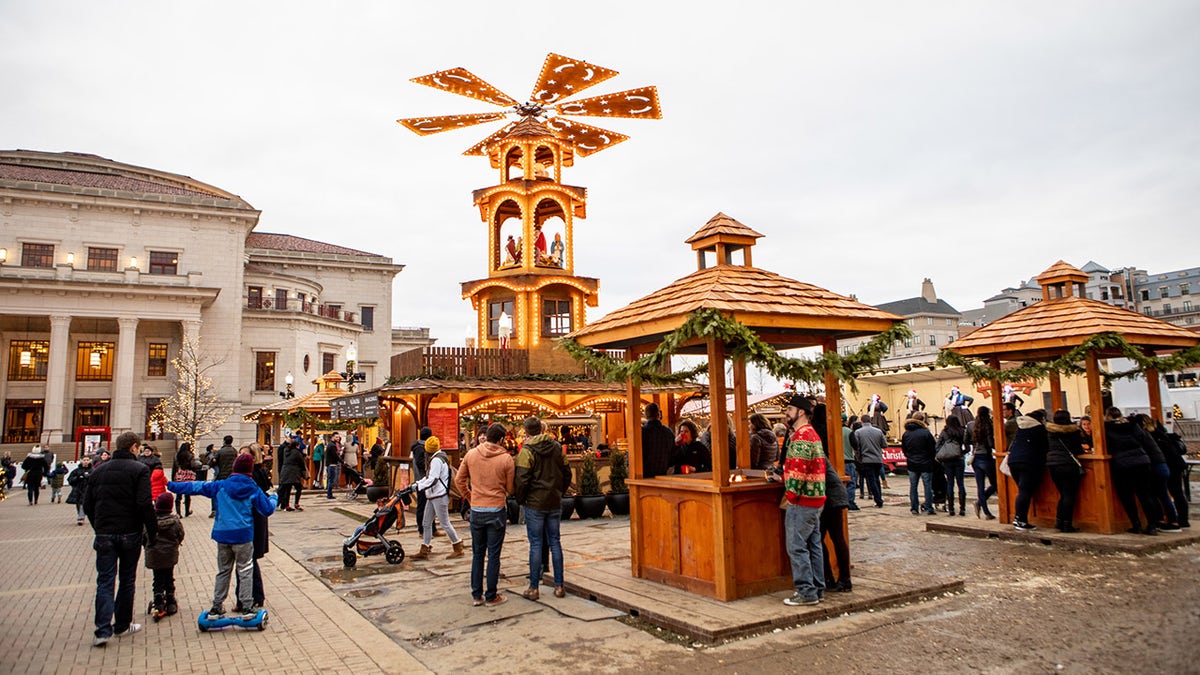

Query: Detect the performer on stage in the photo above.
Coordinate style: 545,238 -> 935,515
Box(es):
864,393 -> 890,435
905,389 -> 926,419
948,385 -> 975,426
1001,384 -> 1025,411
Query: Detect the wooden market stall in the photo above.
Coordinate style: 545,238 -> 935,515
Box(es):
943,261 -> 1200,533
567,213 -> 902,601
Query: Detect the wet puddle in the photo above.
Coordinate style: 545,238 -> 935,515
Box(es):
346,589 -> 381,598
320,564 -> 410,583
308,555 -> 344,563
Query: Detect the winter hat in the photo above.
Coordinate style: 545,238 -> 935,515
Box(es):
155,492 -> 174,514
232,453 -> 254,475
1052,410 -> 1073,425
425,436 -> 440,453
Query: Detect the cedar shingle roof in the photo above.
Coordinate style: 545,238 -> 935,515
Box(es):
246,233 -> 383,258
946,295 -> 1200,357
684,213 -> 764,245
570,264 -> 901,347
1035,260 -> 1090,285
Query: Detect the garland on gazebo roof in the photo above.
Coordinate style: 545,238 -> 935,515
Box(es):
934,332 -> 1200,386
557,308 -> 913,392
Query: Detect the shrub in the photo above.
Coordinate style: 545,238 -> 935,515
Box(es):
608,447 -> 628,493
580,452 -> 602,496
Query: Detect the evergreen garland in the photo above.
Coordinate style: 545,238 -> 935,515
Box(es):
281,407 -> 376,431
934,332 -> 1200,386
557,308 -> 913,392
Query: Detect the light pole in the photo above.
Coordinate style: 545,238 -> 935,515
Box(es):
345,344 -> 359,392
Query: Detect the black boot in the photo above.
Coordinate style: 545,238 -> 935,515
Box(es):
150,593 -> 167,622
166,593 -> 178,616
958,494 -> 966,516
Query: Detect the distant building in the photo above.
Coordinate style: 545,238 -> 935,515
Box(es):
840,278 -> 960,368
1126,266 -> 1200,328
0,150 -> 430,447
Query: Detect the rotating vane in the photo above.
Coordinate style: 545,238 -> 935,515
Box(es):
397,53 -> 661,157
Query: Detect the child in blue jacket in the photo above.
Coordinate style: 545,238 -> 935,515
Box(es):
169,452 -> 276,618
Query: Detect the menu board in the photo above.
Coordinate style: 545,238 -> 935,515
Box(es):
427,404 -> 459,450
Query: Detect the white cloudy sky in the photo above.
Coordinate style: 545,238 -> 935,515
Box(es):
3,1 -> 1198,348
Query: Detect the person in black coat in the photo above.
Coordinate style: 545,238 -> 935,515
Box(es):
671,420 -> 711,473
1007,409 -> 1048,530
901,413 -> 937,515
641,403 -> 675,478
1045,410 -> 1086,532
236,462 -> 272,611
1131,414 -> 1181,531
20,449 -> 47,505
1104,408 -> 1162,534
821,464 -> 852,592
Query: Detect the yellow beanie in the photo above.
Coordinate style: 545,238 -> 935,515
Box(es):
425,436 -> 440,453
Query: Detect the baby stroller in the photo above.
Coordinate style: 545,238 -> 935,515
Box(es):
342,464 -> 371,500
342,485 -> 415,568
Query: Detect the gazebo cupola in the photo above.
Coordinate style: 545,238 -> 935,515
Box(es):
1035,260 -> 1091,301
685,212 -> 764,270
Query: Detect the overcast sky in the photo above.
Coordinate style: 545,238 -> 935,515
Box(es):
3,1 -> 1198,349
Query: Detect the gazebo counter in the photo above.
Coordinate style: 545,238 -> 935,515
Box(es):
995,451 -> 1135,532
627,472 -> 791,602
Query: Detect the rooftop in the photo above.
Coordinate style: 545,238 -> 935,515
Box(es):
246,232 -> 385,258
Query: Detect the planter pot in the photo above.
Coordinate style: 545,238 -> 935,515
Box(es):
575,494 -> 607,519
605,491 -> 630,516
506,496 -> 521,524
560,496 -> 576,521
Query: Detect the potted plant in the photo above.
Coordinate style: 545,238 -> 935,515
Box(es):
574,452 -> 607,518
605,447 -> 630,516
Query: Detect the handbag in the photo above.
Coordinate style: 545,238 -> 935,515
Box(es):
1070,452 -> 1086,477
999,454 -> 1012,477
174,468 -> 196,482
935,438 -> 964,462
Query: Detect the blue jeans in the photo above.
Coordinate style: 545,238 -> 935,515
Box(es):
1151,462 -> 1178,524
942,459 -> 966,506
844,464 -> 859,509
525,508 -> 563,588
859,463 -> 883,506
326,464 -> 340,499
93,532 -> 143,638
909,470 -> 933,512
784,504 -> 825,600
470,509 -> 507,601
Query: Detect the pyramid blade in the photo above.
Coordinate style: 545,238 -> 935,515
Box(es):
396,112 -> 509,136
554,86 -> 662,119
462,122 -> 519,156
411,68 -> 517,107
543,118 -> 628,157
529,53 -> 620,105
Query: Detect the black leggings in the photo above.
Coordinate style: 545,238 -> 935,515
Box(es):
26,482 -> 40,503
175,493 -> 191,515
152,567 -> 176,597
1167,461 -> 1189,527
1047,464 -> 1081,525
820,505 -> 851,584
1008,463 -> 1042,523
1112,464 -> 1161,530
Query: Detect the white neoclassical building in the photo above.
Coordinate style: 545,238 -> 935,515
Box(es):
0,150 -> 429,451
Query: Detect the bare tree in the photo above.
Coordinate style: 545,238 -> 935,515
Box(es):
152,336 -> 232,450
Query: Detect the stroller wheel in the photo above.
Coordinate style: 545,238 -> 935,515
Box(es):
385,542 -> 405,565
342,545 -> 357,568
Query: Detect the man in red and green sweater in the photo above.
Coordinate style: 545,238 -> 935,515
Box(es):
778,394 -> 827,606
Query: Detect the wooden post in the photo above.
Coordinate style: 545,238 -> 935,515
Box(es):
1086,351 -> 1115,533
1049,371 -> 1064,414
625,348 -> 644,577
989,357 -> 1012,524
708,338 -> 730,489
1146,365 -> 1164,426
823,339 -> 849,583
732,356 -> 750,470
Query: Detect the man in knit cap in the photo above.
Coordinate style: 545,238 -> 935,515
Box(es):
169,453 -> 277,619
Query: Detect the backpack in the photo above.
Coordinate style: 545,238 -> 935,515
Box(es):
432,451 -> 461,499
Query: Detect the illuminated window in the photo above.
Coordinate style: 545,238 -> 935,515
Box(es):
147,342 -> 168,377
255,352 -> 276,392
148,251 -> 178,275
7,341 -> 49,380
87,247 -> 118,271
542,299 -> 572,336
21,243 -> 54,268
488,299 -> 515,338
75,341 -> 115,381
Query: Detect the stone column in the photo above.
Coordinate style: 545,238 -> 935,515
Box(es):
110,317 -> 139,432
43,315 -> 72,442
181,319 -> 202,349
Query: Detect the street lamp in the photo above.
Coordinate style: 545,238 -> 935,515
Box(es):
343,344 -> 363,392
280,371 -> 295,399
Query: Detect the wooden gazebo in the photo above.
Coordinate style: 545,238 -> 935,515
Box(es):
944,261 -> 1200,533
245,371 -> 360,479
568,213 -> 901,601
